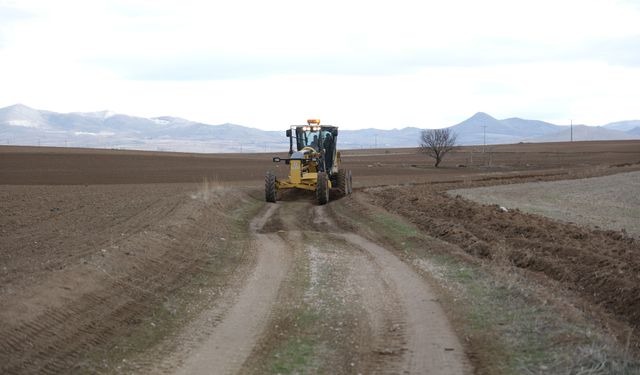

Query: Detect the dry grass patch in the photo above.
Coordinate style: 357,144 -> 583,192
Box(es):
330,196 -> 640,375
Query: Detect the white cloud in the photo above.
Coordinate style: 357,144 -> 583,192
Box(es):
1,0 -> 639,130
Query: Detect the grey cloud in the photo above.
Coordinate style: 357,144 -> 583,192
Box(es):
0,4 -> 32,23
87,35 -> 640,81
621,0 -> 640,11
86,47 -> 564,81
107,1 -> 170,18
0,4 -> 34,49
585,35 -> 640,66
89,54 -> 429,81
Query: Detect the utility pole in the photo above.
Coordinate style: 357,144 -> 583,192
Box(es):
481,125 -> 487,153
374,134 -> 377,149
570,119 -> 573,142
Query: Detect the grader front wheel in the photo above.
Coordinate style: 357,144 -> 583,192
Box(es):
265,171 -> 277,203
316,172 -> 330,205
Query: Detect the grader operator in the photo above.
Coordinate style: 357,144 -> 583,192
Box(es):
265,119 -> 352,205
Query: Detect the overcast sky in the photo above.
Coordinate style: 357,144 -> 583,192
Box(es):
1,0 -> 639,130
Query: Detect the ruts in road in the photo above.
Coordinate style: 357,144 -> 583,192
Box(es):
162,200 -> 471,375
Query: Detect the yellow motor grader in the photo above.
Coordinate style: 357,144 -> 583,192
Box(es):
266,119 -> 352,205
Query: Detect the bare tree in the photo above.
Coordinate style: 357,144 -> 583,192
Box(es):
419,128 -> 458,167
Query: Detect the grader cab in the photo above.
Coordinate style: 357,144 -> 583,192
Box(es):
265,119 -> 352,205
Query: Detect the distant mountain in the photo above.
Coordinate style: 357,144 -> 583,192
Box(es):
603,120 -> 640,132
448,112 -> 563,145
530,125 -> 637,142
428,113 -> 639,145
0,104 -> 288,153
0,104 -> 638,152
500,117 -> 562,136
0,104 -> 50,129
625,127 -> 640,137
339,127 -> 423,149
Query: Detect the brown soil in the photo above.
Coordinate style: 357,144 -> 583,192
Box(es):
450,171 -> 640,238
364,178 -> 640,351
151,204 -> 293,375
241,200 -> 471,374
2,140 -> 639,186
0,183 -> 247,373
2,140 -> 640,374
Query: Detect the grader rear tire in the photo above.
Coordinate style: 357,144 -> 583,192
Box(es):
317,172 -> 329,205
346,170 -> 353,195
265,171 -> 277,203
337,168 -> 348,197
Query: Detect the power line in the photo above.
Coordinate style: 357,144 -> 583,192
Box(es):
570,119 -> 573,142
481,125 -> 487,153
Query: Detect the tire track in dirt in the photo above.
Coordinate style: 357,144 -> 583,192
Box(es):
127,201 -> 471,375
242,200 -> 470,374
339,232 -> 470,374
167,204 -> 292,375
315,203 -> 470,374
336,236 -> 409,374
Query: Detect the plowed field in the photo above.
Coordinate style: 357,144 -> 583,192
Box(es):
450,171 -> 640,238
1,140 -> 639,374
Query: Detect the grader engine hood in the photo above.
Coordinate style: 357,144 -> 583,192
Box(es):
291,149 -> 312,159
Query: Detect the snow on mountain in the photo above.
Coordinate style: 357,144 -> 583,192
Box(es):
6,119 -> 39,128
0,104 -> 49,129
73,110 -> 118,120
0,104 -> 638,152
152,118 -> 170,125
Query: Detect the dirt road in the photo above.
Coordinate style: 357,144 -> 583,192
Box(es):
150,199 -> 470,374
154,204 -> 293,375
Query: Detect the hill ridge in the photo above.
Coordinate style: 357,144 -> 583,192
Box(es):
1,104 -> 638,152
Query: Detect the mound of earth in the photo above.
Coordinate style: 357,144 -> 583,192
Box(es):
365,180 -> 640,349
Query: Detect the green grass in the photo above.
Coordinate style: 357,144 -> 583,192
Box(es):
373,212 -> 419,238
248,232 -> 358,374
270,338 -> 316,374
248,235 -> 322,374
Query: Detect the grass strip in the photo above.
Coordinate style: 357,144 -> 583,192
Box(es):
331,198 -> 640,375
